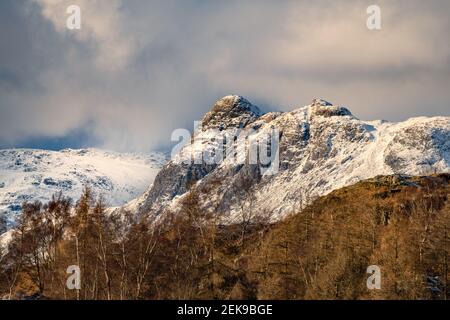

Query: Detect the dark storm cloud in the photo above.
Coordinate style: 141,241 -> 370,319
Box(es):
1,0 -> 449,151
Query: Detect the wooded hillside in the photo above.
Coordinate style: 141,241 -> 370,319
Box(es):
1,174 -> 448,300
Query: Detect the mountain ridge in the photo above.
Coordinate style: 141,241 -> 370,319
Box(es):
127,96 -> 449,223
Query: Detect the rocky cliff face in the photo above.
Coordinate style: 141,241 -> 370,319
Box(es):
130,95 -> 450,223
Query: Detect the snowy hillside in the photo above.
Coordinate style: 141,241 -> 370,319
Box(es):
135,96 -> 450,223
0,148 -> 167,229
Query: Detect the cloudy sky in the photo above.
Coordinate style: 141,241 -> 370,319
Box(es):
1,0 -> 449,152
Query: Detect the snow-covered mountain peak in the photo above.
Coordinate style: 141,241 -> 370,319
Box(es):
133,97 -> 449,223
308,98 -> 353,118
310,98 -> 333,107
201,95 -> 263,130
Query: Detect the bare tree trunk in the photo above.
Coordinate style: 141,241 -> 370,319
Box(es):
98,232 -> 111,300
120,242 -> 127,300
135,237 -> 157,299
445,227 -> 448,300
75,235 -> 80,300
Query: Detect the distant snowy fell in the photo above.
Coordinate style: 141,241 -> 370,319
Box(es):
0,148 -> 167,228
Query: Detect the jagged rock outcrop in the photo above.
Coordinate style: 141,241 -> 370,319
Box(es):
201,95 -> 263,130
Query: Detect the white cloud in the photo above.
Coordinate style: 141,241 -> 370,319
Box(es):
32,0 -> 137,72
1,0 -> 449,151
